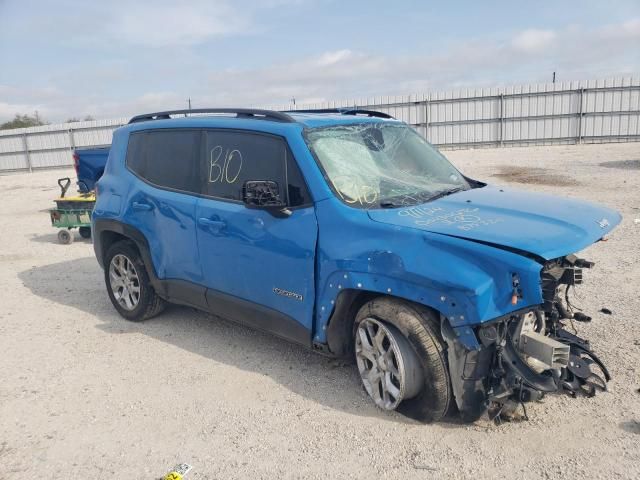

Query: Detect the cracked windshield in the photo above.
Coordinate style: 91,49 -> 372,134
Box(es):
306,123 -> 470,208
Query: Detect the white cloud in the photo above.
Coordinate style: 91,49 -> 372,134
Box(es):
107,1 -> 249,47
0,102 -> 45,121
600,17 -> 640,38
317,50 -> 354,67
0,85 -> 65,122
201,20 -> 639,108
512,29 -> 557,52
2,18 -> 639,123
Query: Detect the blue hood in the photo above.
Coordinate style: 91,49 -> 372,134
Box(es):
368,186 -> 621,260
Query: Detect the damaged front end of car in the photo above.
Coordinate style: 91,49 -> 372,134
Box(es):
444,254 -> 611,422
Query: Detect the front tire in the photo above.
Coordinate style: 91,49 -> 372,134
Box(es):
104,240 -> 165,321
355,298 -> 452,422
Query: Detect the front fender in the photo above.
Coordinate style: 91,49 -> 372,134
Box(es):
313,198 -> 544,343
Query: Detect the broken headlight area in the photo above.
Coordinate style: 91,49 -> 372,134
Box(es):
448,255 -> 610,422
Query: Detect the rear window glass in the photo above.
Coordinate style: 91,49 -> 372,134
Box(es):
126,130 -> 201,193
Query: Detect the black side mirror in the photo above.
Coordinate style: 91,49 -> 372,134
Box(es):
243,180 -> 285,207
242,181 -> 290,216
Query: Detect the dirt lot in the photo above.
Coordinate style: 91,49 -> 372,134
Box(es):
1,142 -> 639,479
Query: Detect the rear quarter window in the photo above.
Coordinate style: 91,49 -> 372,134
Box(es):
126,130 -> 201,193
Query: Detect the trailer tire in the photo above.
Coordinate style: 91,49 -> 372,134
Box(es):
104,240 -> 166,322
57,229 -> 73,244
355,297 -> 452,422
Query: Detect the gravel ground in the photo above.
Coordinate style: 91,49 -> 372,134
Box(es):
1,142 -> 639,479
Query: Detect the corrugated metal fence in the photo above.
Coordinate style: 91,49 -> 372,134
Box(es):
0,117 -> 127,172
2,77 -> 639,173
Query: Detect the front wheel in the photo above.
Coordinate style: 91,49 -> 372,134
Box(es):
104,241 -> 165,321
354,298 -> 452,422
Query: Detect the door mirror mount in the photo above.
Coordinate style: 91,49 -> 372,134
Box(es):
242,180 -> 291,217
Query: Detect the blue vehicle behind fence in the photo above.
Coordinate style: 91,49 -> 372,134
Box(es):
73,146 -> 110,192
92,108 -> 620,422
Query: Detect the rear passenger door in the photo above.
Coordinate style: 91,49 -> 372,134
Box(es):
195,130 -> 318,345
125,130 -> 204,293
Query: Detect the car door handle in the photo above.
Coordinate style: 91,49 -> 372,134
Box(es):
132,201 -> 153,211
198,217 -> 226,231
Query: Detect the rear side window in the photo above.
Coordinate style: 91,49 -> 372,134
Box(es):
203,131 -> 286,201
127,130 -> 201,193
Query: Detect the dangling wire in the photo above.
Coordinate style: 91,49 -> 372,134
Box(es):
565,284 -> 583,312
518,382 -> 529,421
564,285 -> 579,334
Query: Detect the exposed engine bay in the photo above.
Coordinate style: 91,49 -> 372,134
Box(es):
445,254 -> 611,422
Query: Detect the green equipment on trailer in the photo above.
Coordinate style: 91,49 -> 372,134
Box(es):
49,177 -> 95,244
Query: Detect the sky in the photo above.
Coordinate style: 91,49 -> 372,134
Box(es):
1,0 -> 639,123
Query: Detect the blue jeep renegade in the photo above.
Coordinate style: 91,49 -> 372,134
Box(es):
92,108 -> 620,422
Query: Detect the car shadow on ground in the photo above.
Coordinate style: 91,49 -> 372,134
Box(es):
19,256 -> 468,427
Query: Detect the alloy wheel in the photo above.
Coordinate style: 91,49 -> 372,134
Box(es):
355,317 -> 423,410
108,254 -> 141,311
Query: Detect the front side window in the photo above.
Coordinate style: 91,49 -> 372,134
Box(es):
126,130 -> 201,193
305,123 -> 470,208
203,131 -> 287,202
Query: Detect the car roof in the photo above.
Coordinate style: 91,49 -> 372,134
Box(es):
124,108 -> 399,132
287,112 -> 395,128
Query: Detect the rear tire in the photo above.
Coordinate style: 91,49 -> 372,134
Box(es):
104,240 -> 166,321
355,297 -> 452,422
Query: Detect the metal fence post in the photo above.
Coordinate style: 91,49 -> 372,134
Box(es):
22,133 -> 32,173
424,99 -> 429,141
577,88 -> 584,144
68,128 -> 76,159
499,93 -> 504,146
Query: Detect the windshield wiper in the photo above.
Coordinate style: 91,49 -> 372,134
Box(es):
425,186 -> 466,202
379,190 -> 433,208
379,200 -> 404,208
379,187 -> 466,208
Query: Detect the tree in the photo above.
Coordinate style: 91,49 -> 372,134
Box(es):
66,115 -> 95,123
0,112 -> 47,130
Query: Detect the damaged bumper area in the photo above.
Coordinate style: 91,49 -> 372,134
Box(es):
445,254 -> 611,422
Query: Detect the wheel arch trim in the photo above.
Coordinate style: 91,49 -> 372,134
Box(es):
93,219 -> 160,286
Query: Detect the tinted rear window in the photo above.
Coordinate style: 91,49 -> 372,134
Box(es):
126,130 -> 201,193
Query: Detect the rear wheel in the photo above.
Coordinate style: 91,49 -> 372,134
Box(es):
354,298 -> 452,422
104,241 -> 165,321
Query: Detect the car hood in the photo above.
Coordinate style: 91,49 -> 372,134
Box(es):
367,185 -> 621,260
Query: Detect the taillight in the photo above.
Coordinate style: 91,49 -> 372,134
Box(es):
72,152 -> 80,175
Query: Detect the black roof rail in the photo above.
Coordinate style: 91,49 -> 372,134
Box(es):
128,108 -> 295,124
288,108 -> 394,119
